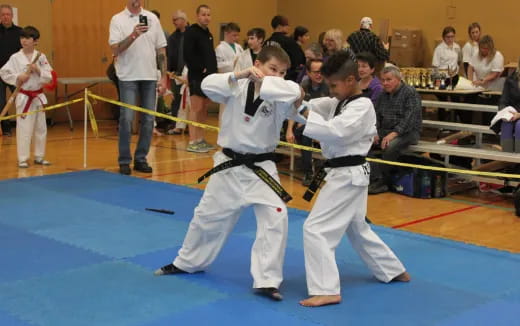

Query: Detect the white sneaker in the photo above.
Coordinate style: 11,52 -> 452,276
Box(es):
34,158 -> 51,166
18,161 -> 29,168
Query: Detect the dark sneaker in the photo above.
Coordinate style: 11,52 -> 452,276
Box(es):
368,182 -> 389,195
154,263 -> 186,276
134,162 -> 153,173
34,158 -> 51,165
302,172 -> 313,187
255,287 -> 283,301
119,164 -> 131,175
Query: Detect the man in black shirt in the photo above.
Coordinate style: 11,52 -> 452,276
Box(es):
0,4 -> 22,136
183,4 -> 217,153
264,15 -> 304,82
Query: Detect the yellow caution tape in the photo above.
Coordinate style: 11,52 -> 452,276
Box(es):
0,98 -> 84,121
89,92 -> 520,180
84,96 -> 99,137
88,92 -> 220,132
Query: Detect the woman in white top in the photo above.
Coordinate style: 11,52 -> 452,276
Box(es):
468,35 -> 504,91
432,26 -> 461,88
462,22 -> 481,76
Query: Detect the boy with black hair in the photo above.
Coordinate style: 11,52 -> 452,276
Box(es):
234,27 -> 265,71
0,25 -> 53,168
291,51 -> 410,307
155,45 -> 304,302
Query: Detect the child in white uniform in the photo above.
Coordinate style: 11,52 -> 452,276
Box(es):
292,51 -> 410,307
155,46 -> 303,301
0,26 -> 53,168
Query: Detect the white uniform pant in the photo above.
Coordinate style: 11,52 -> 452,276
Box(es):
303,168 -> 406,295
16,103 -> 47,163
174,155 -> 288,289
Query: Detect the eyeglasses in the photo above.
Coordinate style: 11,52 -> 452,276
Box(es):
309,70 -> 322,74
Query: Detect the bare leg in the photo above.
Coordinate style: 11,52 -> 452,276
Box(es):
299,295 -> 342,307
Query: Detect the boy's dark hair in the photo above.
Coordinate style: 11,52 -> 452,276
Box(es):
21,26 -> 40,40
224,22 -> 240,33
293,26 -> 309,41
247,27 -> 266,41
196,4 -> 210,14
356,52 -> 376,69
306,59 -> 323,71
271,15 -> 288,29
257,45 -> 291,67
442,26 -> 456,38
321,51 -> 359,80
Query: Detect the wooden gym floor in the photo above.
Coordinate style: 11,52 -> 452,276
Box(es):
0,117 -> 519,253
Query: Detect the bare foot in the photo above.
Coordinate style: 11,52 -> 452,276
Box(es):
299,295 -> 341,307
391,271 -> 411,282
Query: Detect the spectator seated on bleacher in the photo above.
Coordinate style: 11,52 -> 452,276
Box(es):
368,65 -> 422,194
286,59 -> 329,186
494,60 -> 520,152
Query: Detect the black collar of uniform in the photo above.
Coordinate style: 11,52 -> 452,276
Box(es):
334,94 -> 364,116
245,81 -> 264,117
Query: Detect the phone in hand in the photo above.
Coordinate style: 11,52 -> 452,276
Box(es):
139,14 -> 148,27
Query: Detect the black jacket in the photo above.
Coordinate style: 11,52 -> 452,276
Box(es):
264,32 -> 305,81
183,24 -> 217,79
499,73 -> 520,111
167,29 -> 186,74
0,24 -> 22,67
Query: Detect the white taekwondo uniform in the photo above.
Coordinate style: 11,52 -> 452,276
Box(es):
234,48 -> 255,72
0,50 -> 52,163
172,72 -> 300,289
294,95 -> 407,295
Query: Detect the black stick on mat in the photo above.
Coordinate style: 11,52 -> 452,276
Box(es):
145,208 -> 175,215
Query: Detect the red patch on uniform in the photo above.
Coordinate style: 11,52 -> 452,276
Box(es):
276,207 -> 282,212
244,116 -> 250,122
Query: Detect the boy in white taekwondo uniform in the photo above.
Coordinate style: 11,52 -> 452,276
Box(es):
155,46 -> 304,301
0,26 -> 53,168
215,22 -> 243,123
291,52 -> 410,307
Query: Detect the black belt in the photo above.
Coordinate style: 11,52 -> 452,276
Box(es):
303,155 -> 366,202
198,148 -> 292,203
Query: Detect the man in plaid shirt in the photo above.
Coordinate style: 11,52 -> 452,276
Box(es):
347,17 -> 389,73
368,65 -> 422,194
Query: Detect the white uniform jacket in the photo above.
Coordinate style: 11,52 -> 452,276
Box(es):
0,50 -> 53,109
215,41 -> 243,73
234,48 -> 255,72
297,96 -> 377,184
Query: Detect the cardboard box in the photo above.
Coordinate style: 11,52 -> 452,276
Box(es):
390,47 -> 423,67
391,28 -> 422,49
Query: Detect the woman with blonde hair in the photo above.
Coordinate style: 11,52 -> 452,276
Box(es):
467,35 -> 504,91
462,22 -> 481,75
322,28 -> 355,62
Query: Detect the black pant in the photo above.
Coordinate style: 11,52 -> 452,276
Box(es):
0,79 -> 15,133
169,83 -> 183,128
369,132 -> 419,184
293,124 -> 313,173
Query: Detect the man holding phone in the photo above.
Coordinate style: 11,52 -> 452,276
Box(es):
109,0 -> 168,175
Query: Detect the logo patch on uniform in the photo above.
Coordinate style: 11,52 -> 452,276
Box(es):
244,116 -> 250,122
259,105 -> 273,118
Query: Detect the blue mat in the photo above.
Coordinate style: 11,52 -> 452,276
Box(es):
0,170 -> 518,326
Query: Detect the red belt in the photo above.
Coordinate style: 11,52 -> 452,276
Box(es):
19,88 -> 44,118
